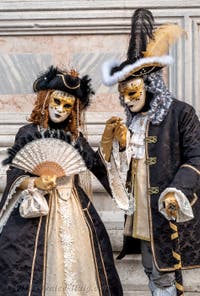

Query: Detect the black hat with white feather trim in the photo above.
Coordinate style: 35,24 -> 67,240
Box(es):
33,66 -> 94,109
102,8 -> 185,86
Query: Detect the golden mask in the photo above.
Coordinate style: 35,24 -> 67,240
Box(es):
118,78 -> 146,112
48,91 -> 76,123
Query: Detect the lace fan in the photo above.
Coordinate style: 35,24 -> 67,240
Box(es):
11,138 -> 87,177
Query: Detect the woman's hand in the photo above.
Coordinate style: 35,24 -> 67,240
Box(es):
18,177 -> 30,190
34,175 -> 57,191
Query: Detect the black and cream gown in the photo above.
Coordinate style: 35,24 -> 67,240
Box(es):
0,123 -> 124,296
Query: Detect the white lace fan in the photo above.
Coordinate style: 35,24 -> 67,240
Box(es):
11,138 -> 87,177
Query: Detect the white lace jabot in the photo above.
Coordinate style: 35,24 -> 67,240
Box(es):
127,113 -> 149,159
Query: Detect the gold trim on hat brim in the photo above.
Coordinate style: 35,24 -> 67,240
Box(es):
57,74 -> 80,90
119,62 -> 164,82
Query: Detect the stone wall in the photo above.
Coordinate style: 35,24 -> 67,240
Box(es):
0,0 -> 200,115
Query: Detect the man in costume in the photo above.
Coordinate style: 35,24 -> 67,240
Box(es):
0,66 -> 123,296
101,8 -> 200,296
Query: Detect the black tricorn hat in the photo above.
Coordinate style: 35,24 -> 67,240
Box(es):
102,8 -> 185,86
33,66 -> 94,108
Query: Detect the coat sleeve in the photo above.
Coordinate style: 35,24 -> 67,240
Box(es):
168,105 -> 200,202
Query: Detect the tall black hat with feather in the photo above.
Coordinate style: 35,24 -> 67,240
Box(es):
33,66 -> 94,109
102,8 -> 185,86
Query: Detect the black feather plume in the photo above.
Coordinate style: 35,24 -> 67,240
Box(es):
127,8 -> 155,62
33,65 -> 59,92
80,75 -> 95,109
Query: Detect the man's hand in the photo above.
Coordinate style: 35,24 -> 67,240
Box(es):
102,116 -> 122,140
164,192 -> 179,220
101,117 -> 122,161
114,122 -> 127,149
34,175 -> 57,191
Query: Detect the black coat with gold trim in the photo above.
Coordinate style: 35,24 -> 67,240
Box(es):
119,99 -> 200,271
0,124 -> 123,296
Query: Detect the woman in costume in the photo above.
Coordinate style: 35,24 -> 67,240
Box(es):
0,66 -> 123,296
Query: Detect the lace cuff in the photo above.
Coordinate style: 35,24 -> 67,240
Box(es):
125,197 -> 135,216
99,146 -> 130,211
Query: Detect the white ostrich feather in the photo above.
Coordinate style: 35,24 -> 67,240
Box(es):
12,138 -> 87,177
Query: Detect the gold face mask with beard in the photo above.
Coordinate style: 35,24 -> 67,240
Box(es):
48,90 -> 76,123
118,77 -> 146,113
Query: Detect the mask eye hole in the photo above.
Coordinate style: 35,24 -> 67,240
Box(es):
128,92 -> 136,96
54,98 -> 61,105
64,104 -> 72,108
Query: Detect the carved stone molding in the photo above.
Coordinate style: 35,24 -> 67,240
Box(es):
0,1 -> 200,35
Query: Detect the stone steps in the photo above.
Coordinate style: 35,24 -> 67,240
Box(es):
124,292 -> 200,296
114,253 -> 200,294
